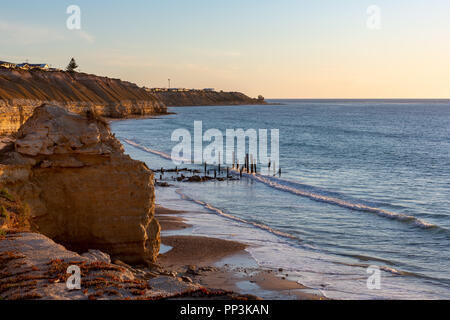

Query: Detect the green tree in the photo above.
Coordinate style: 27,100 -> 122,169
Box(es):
66,58 -> 79,72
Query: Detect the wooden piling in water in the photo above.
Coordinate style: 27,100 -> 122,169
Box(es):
232,151 -> 235,169
246,154 -> 249,173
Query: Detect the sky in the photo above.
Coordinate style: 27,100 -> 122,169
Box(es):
1,0 -> 450,98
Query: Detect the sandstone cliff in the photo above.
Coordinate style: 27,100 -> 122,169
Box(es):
152,90 -> 266,107
0,68 -> 167,135
0,104 -> 160,264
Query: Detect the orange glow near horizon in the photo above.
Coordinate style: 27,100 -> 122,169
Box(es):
2,1 -> 450,98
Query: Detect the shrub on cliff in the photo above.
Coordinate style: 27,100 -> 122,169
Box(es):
0,188 -> 30,232
1,205 -> 8,218
66,58 -> 79,72
0,189 -> 14,202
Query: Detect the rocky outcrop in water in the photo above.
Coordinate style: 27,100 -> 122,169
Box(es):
0,104 -> 160,264
0,69 -> 167,135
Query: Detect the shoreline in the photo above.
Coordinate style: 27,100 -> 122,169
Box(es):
113,107 -> 450,300
155,205 -> 326,300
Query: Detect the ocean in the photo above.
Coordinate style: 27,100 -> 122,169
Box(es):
111,99 -> 450,299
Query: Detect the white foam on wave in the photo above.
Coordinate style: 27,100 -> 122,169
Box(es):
123,139 -> 192,163
155,187 -> 448,300
176,189 -> 298,240
123,138 -> 438,231
233,170 -> 438,230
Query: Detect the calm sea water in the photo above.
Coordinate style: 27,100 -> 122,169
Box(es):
111,100 -> 450,299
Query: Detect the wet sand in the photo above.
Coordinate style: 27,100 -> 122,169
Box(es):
155,204 -> 326,300
156,205 -> 192,231
159,235 -> 247,266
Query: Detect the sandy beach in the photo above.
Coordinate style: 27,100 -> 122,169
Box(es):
155,205 -> 326,300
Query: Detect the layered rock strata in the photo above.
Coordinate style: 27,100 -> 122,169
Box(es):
0,104 -> 160,264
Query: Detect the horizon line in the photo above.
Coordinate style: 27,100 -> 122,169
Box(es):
265,98 -> 450,100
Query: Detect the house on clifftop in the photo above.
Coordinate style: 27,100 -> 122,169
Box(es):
0,61 -> 16,68
17,63 -> 50,71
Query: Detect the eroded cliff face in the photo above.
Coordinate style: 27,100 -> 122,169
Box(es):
0,104 -> 160,264
0,69 -> 167,135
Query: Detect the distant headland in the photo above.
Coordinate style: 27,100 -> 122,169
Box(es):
147,88 -> 266,107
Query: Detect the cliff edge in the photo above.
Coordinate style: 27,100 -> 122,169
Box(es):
152,90 -> 266,107
0,68 -> 167,135
0,104 -> 160,264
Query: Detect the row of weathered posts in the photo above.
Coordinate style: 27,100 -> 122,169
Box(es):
231,152 -> 281,177
157,153 -> 281,182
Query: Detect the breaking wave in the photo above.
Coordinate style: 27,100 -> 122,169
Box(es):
235,171 -> 439,230
123,139 -> 439,231
175,189 -> 298,240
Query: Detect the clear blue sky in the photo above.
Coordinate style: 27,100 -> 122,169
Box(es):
1,0 -> 450,98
